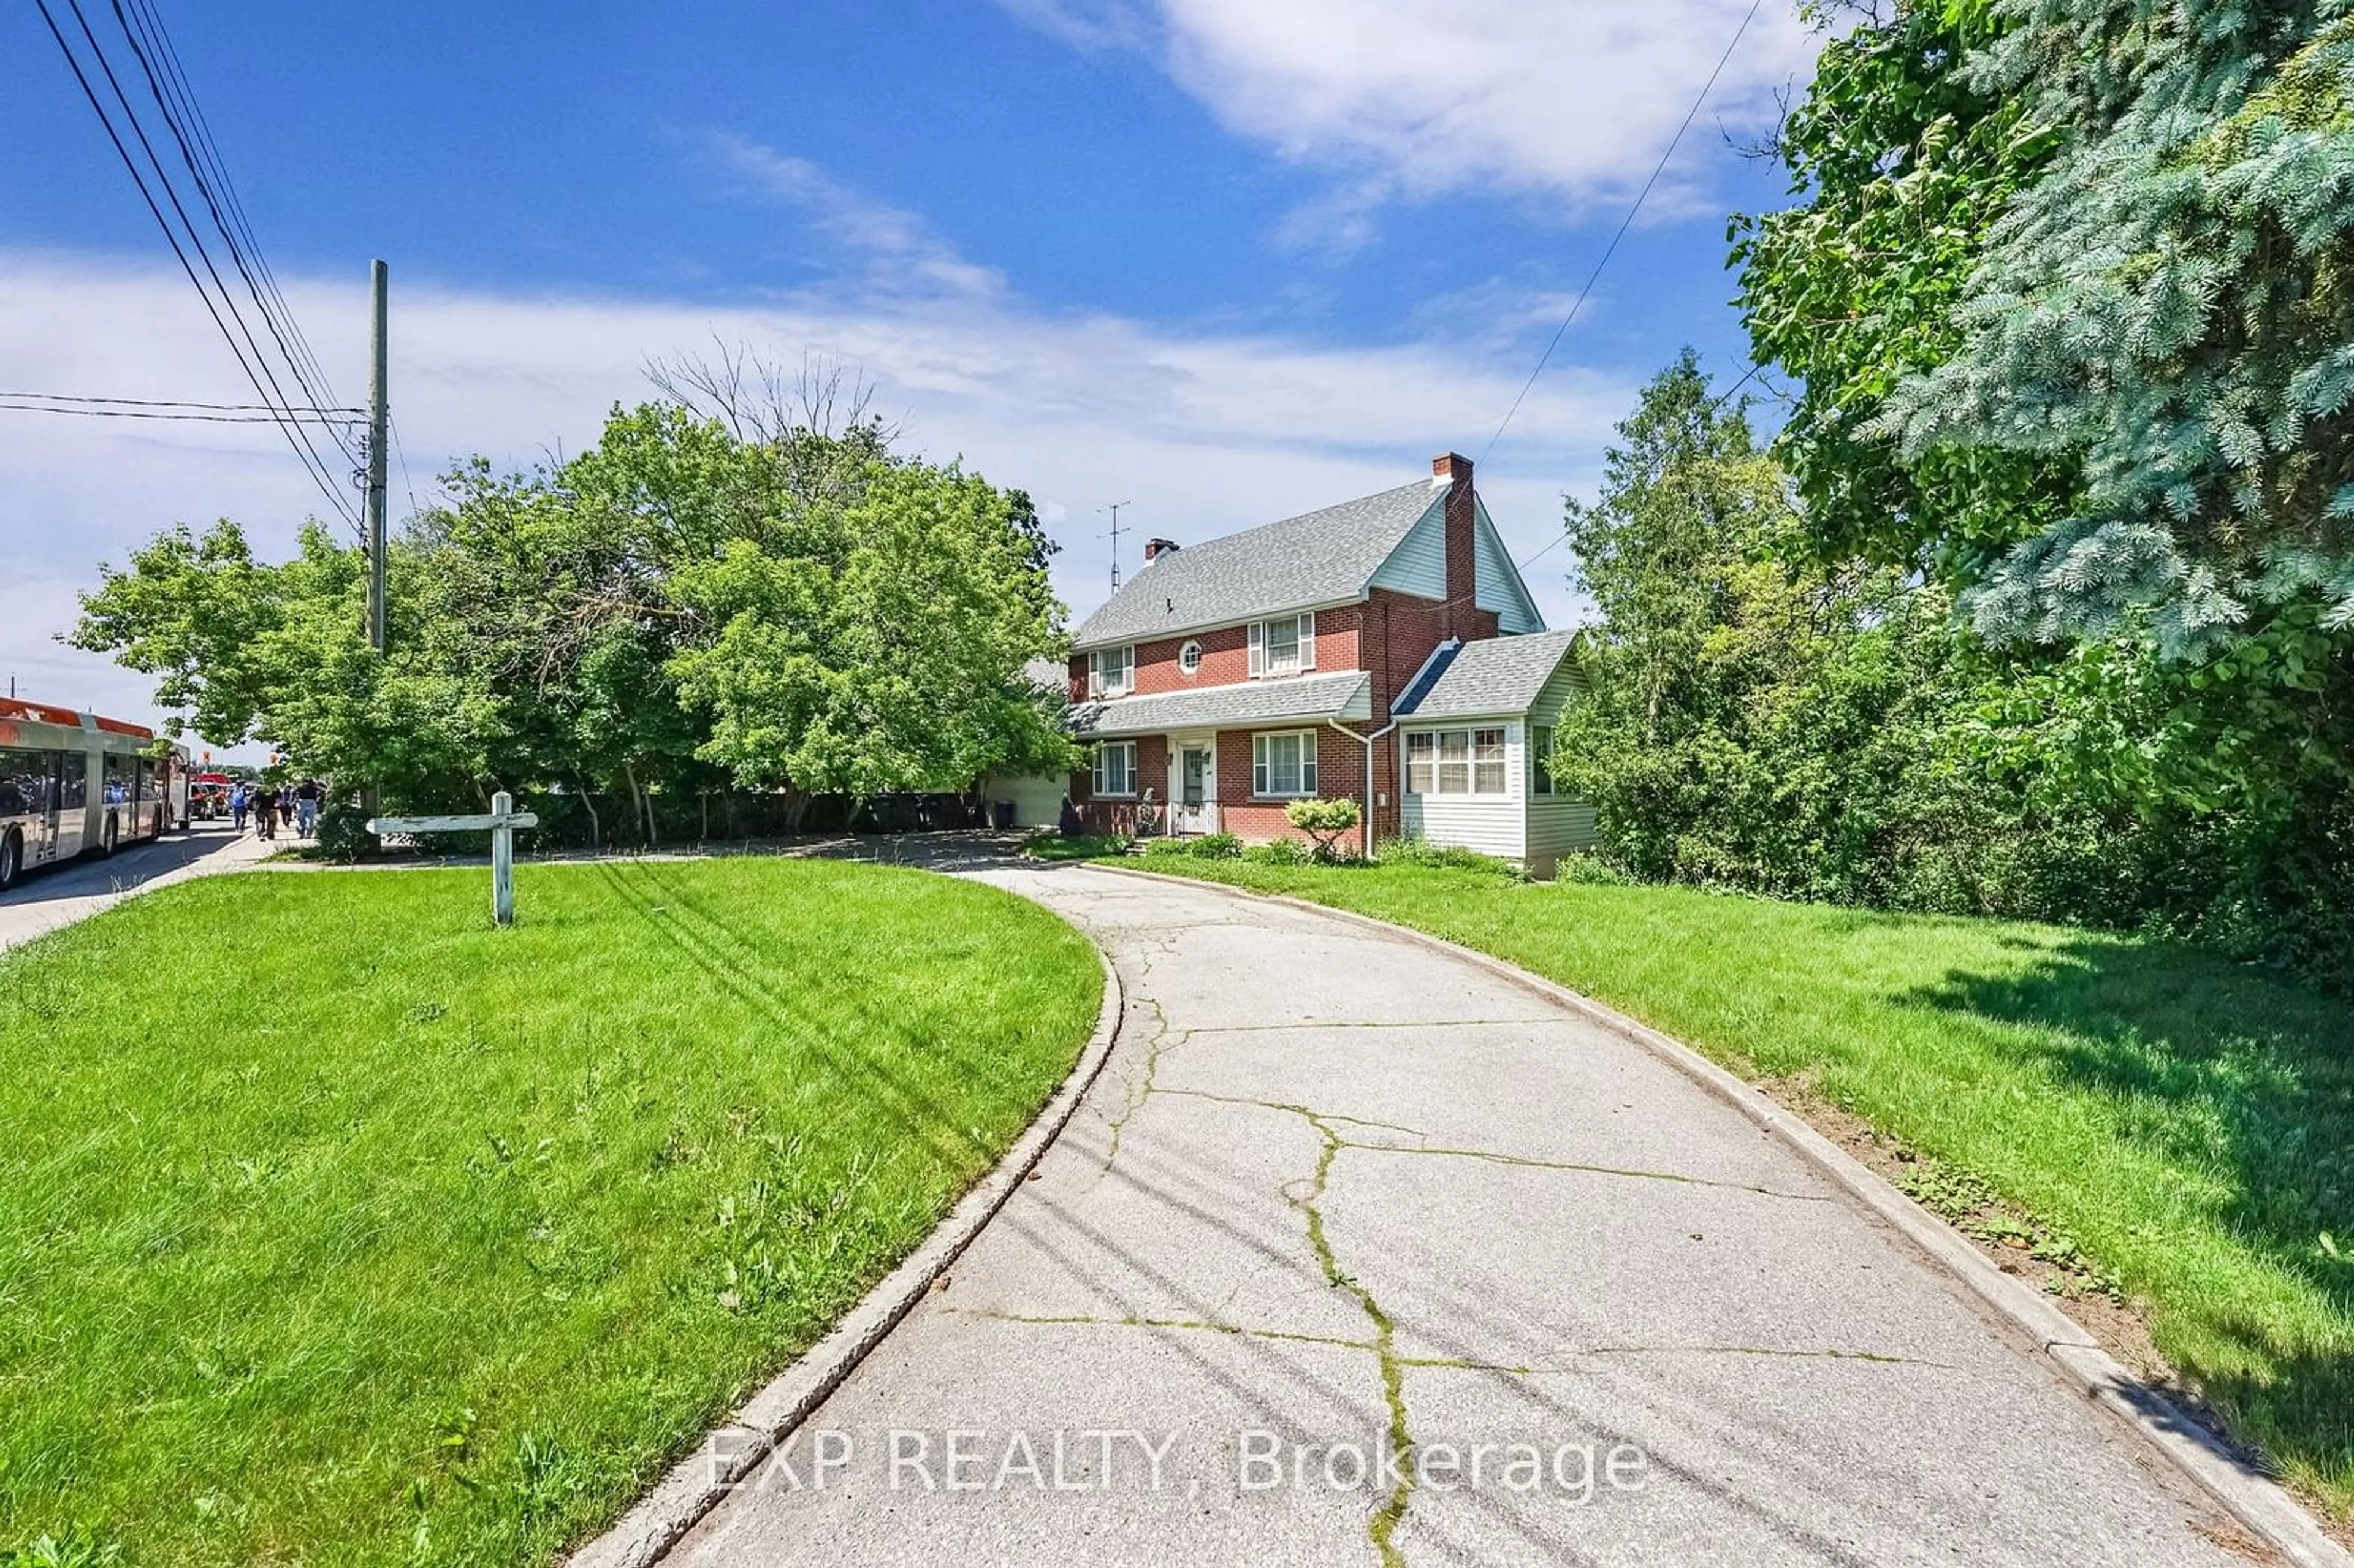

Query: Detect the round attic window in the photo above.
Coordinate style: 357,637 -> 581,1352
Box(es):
1178,639 -> 1203,676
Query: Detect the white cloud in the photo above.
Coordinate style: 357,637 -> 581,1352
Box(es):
0,240 -> 1620,748
1004,0 -> 1816,211
993,0 -> 1154,51
706,132 -> 1006,297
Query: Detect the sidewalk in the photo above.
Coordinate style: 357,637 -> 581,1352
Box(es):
0,823 -> 276,954
652,863 -> 2269,1567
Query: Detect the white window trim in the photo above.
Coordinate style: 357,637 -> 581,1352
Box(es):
1092,740 -> 1138,798
1246,611 -> 1316,679
1403,725 -> 1512,797
1177,639 -> 1203,677
1087,645 -> 1135,699
1251,729 -> 1319,799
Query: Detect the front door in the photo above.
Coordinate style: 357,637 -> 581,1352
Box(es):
1173,745 -> 1215,835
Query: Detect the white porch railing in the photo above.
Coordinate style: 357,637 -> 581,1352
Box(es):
1170,801 -> 1221,837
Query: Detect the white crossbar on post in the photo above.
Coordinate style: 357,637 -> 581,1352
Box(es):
365,790 -> 539,926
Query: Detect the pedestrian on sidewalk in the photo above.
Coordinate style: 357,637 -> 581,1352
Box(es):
294,777 -> 321,837
253,785 -> 277,841
229,781 -> 248,834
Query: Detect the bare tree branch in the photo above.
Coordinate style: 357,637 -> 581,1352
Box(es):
644,340 -> 902,446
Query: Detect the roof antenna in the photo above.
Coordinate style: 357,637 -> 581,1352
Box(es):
1099,501 -> 1131,590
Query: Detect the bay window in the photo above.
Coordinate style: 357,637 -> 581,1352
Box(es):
1251,730 -> 1317,797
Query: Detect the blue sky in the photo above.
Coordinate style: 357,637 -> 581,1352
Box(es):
1,0 -> 1815,746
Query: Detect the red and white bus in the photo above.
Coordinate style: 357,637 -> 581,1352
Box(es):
0,699 -> 189,890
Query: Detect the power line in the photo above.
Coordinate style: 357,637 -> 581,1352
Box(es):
389,414 -> 422,520
112,0 -> 357,468
0,402 -> 364,425
74,0 -> 359,500
34,0 -> 359,527
1512,359 -> 1766,571
1480,0 -> 1764,465
1,390 -> 361,413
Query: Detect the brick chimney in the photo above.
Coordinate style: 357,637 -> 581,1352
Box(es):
1432,452 -> 1476,638
1143,536 -> 1179,564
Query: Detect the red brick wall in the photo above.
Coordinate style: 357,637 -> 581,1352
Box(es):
1073,607 -> 1361,699
1068,733 -> 1168,834
1214,725 -> 1368,854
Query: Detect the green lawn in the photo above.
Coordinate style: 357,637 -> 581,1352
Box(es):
0,858 -> 1101,1566
1133,855 -> 2354,1524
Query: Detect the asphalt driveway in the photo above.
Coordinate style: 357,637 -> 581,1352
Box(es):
667,862 -> 2260,1567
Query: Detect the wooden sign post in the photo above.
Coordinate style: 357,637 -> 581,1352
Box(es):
364,790 -> 540,926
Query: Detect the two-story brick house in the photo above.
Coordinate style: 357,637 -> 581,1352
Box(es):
1053,452 -> 1598,869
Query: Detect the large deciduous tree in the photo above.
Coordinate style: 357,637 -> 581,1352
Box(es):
1731,0 -> 2074,579
72,397 -> 1076,829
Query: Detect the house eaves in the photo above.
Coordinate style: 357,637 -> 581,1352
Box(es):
1392,628 -> 1579,719
1070,670 -> 1374,738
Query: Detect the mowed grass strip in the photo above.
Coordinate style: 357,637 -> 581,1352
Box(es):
1133,856 -> 2354,1525
0,857 -> 1100,1566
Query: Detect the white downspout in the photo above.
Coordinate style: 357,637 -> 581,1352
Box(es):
1327,716 -> 1398,863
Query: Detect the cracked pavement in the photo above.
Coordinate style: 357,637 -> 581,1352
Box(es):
671,864 -> 2256,1567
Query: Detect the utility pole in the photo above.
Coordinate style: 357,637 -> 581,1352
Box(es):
1100,501 -> 1130,590
365,258 -> 389,654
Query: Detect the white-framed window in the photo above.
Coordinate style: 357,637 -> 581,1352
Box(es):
1092,740 -> 1137,797
1087,645 -> 1134,698
1474,725 -> 1506,794
1246,612 -> 1316,678
1178,639 -> 1203,676
1405,731 -> 1436,796
1251,730 -> 1318,797
1530,725 -> 1555,796
1404,726 -> 1510,796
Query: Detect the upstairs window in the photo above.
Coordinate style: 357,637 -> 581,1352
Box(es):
1087,645 -> 1134,698
1178,639 -> 1203,676
1247,612 -> 1316,678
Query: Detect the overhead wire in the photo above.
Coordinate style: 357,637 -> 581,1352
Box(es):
389,414 -> 423,522
1,390 -> 361,414
77,0 -> 359,500
0,402 -> 364,425
32,0 -> 360,530
1480,0 -> 1766,467
1512,359 -> 1766,572
114,0 -> 357,468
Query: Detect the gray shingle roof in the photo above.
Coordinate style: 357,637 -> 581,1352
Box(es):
1070,481 -> 1442,650
1392,630 -> 1579,719
1070,670 -> 1372,738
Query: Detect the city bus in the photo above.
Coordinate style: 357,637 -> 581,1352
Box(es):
0,698 -> 189,890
